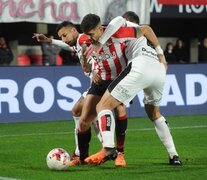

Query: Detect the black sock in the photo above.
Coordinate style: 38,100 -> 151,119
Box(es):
77,128 -> 91,161
116,115 -> 127,153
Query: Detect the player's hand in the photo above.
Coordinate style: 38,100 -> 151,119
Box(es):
32,33 -> 52,43
81,44 -> 87,57
92,73 -> 102,85
84,43 -> 103,59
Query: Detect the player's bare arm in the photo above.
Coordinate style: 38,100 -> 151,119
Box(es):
92,73 -> 102,85
80,44 -> 91,73
32,33 -> 52,43
139,25 -> 168,70
33,33 -> 75,52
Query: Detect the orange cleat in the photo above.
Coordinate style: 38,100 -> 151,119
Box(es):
84,147 -> 117,165
70,151 -> 79,161
69,157 -> 82,166
115,152 -> 126,167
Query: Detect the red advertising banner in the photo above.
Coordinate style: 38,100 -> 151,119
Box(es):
158,0 -> 207,5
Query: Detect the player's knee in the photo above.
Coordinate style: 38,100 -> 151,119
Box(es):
148,111 -> 161,121
79,121 -> 90,133
79,116 -> 92,132
96,102 -> 102,113
72,105 -> 81,117
145,104 -> 161,121
115,108 -> 126,117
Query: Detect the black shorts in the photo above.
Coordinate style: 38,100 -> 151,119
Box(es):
87,80 -> 113,96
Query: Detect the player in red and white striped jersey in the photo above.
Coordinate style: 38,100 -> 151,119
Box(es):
33,21 -> 129,167
76,33 -> 127,81
74,22 -> 128,167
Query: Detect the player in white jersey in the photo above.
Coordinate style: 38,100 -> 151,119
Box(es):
33,21 -> 128,167
81,14 -> 182,166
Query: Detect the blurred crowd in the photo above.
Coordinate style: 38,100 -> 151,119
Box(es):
164,37 -> 207,64
0,36 -> 13,66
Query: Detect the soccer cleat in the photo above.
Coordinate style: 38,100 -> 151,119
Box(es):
115,152 -> 126,167
69,157 -> 83,166
169,155 -> 182,165
84,147 -> 117,165
70,151 -> 80,161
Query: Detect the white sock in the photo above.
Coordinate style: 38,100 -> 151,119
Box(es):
153,116 -> 178,158
97,110 -> 115,148
92,118 -> 103,143
73,116 -> 80,156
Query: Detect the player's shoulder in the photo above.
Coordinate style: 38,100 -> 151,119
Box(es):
112,26 -> 136,39
77,33 -> 91,46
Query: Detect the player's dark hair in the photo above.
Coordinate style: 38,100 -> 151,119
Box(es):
81,14 -> 101,33
122,11 -> 140,24
56,21 -> 76,33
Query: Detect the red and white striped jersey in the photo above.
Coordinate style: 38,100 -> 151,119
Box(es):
75,33 -> 98,78
76,33 -> 128,81
111,27 -> 159,63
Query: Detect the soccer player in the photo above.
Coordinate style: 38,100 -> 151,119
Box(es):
33,22 -> 128,167
80,14 -> 182,166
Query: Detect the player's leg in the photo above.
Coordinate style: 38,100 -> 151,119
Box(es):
143,64 -> 182,165
71,96 -> 85,159
69,93 -> 103,166
71,81 -> 113,166
85,62 -> 140,165
114,104 -> 127,167
79,94 -> 102,132
84,90 -> 120,165
78,94 -> 102,163
92,117 -> 102,143
145,104 -> 182,165
85,59 -> 162,165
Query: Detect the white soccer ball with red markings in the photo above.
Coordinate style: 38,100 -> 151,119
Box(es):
46,148 -> 70,170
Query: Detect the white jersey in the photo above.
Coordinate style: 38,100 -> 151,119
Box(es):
125,37 -> 159,63
111,27 -> 165,105
98,16 -> 159,64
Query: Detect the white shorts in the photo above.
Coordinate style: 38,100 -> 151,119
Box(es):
108,56 -> 166,106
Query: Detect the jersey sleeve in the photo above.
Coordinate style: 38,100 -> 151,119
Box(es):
98,16 -> 139,44
112,27 -> 137,39
77,34 -> 91,47
126,21 -> 139,28
76,34 -> 91,58
76,34 -> 95,77
98,16 -> 125,45
51,39 -> 75,52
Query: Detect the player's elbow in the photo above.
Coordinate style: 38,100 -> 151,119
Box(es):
82,65 -> 91,73
140,25 -> 152,35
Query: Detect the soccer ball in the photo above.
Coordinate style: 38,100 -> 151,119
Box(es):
46,148 -> 70,170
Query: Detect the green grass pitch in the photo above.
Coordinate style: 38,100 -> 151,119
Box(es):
0,115 -> 207,180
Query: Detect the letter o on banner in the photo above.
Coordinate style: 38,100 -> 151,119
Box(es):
23,78 -> 55,113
